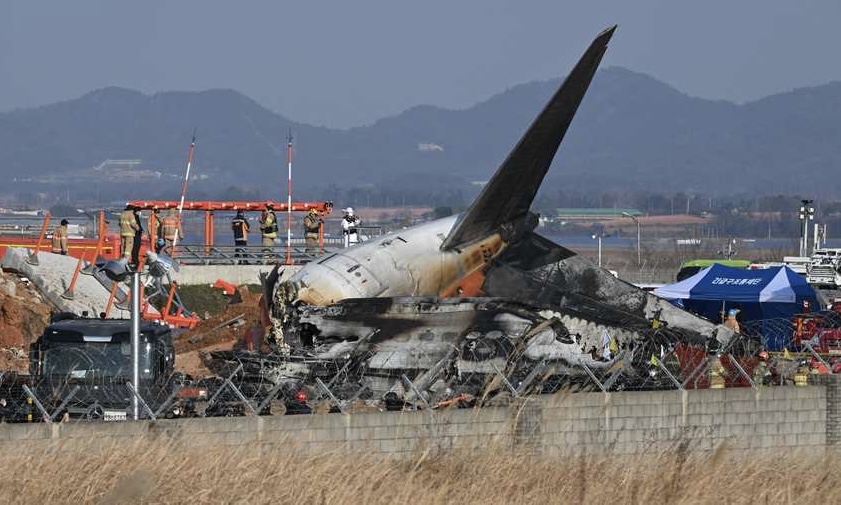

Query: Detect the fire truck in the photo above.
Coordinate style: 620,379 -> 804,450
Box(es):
792,303 -> 841,356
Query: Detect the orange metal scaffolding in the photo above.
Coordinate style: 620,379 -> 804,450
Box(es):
129,200 -> 333,259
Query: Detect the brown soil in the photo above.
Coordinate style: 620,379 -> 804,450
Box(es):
174,286 -> 263,356
0,270 -> 52,373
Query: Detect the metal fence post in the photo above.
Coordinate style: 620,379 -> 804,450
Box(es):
126,382 -> 157,420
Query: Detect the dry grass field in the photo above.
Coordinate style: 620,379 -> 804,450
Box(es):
576,244 -> 796,284
2,437 -> 838,504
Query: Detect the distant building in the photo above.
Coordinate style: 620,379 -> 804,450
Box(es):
553,208 -> 642,221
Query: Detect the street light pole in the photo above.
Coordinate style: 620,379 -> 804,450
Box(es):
799,200 -> 815,257
597,235 -> 602,267
130,270 -> 140,421
621,212 -> 641,269
592,233 -> 603,267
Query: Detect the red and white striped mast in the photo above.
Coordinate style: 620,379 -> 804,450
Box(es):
173,129 -> 197,250
285,128 -> 293,265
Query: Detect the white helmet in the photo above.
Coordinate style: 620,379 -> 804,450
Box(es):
343,207 -> 354,216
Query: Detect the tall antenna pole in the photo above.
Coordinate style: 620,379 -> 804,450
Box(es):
173,130 -> 197,250
285,128 -> 293,265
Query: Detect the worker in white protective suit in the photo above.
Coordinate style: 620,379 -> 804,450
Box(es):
341,207 -> 360,248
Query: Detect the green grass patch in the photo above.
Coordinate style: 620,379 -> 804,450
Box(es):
154,284 -> 262,317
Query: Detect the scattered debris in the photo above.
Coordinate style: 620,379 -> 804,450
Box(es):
174,287 -> 261,355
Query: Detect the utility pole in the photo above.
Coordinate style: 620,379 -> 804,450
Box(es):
592,232 -> 603,268
285,129 -> 293,265
173,131 -> 197,252
722,239 -> 737,260
799,200 -> 814,257
621,212 -> 641,269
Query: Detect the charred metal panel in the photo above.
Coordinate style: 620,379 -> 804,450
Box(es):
484,232 -> 720,345
278,297 -> 625,399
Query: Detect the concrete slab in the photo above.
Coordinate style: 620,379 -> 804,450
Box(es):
1,248 -> 130,317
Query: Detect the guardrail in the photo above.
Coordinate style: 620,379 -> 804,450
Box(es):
170,243 -> 337,265
167,230 -> 387,265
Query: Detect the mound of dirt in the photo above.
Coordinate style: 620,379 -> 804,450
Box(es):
172,286 -> 267,379
0,269 -> 52,372
174,287 -> 263,355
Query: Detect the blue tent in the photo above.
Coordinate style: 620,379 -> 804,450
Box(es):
654,264 -> 820,350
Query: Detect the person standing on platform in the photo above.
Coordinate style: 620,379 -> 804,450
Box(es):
303,208 -> 322,256
119,205 -> 140,263
232,210 -> 250,264
341,207 -> 360,248
260,203 -> 278,259
51,219 -> 69,255
130,206 -> 144,268
160,209 -> 183,255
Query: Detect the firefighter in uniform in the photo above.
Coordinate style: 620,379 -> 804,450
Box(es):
160,209 -> 183,255
341,207 -> 360,248
794,360 -> 810,386
152,209 -> 164,253
753,351 -> 772,386
303,208 -> 322,256
51,219 -> 69,255
723,308 -> 740,333
231,210 -> 250,264
260,203 -> 278,258
119,205 -> 140,262
708,355 -> 726,389
130,206 -> 144,268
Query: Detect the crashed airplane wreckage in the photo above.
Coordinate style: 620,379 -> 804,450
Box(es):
208,26 -> 745,410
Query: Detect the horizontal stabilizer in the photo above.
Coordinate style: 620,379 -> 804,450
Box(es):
441,25 -> 616,251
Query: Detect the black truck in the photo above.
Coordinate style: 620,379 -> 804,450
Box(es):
26,317 -> 181,420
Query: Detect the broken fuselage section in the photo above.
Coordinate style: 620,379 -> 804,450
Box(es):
258,25 -> 731,407
287,297 -> 616,402
264,228 -> 728,407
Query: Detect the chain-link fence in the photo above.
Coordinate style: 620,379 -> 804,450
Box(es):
3,315 -> 827,425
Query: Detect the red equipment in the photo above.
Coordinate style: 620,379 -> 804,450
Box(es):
793,313 -> 841,356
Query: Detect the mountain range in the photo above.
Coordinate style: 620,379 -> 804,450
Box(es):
1,66 -> 840,199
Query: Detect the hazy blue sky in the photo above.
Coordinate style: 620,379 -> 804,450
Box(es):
2,1 -> 840,128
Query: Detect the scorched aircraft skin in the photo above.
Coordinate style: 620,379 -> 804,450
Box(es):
261,26 -> 733,403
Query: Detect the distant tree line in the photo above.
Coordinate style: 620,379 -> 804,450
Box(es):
14,182 -> 841,241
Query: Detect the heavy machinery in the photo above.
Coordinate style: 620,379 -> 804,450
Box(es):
806,248 -> 841,288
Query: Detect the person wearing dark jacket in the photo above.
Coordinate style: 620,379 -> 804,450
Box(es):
232,210 -> 250,264
130,206 -> 144,268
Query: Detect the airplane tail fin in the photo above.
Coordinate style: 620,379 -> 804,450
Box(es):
441,25 -> 616,251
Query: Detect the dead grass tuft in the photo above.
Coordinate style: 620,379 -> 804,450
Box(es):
2,437 -> 837,504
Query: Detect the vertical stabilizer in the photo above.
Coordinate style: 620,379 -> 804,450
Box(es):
441,25 -> 616,251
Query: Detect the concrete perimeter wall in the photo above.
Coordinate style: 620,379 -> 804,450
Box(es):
1,384 -> 835,455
